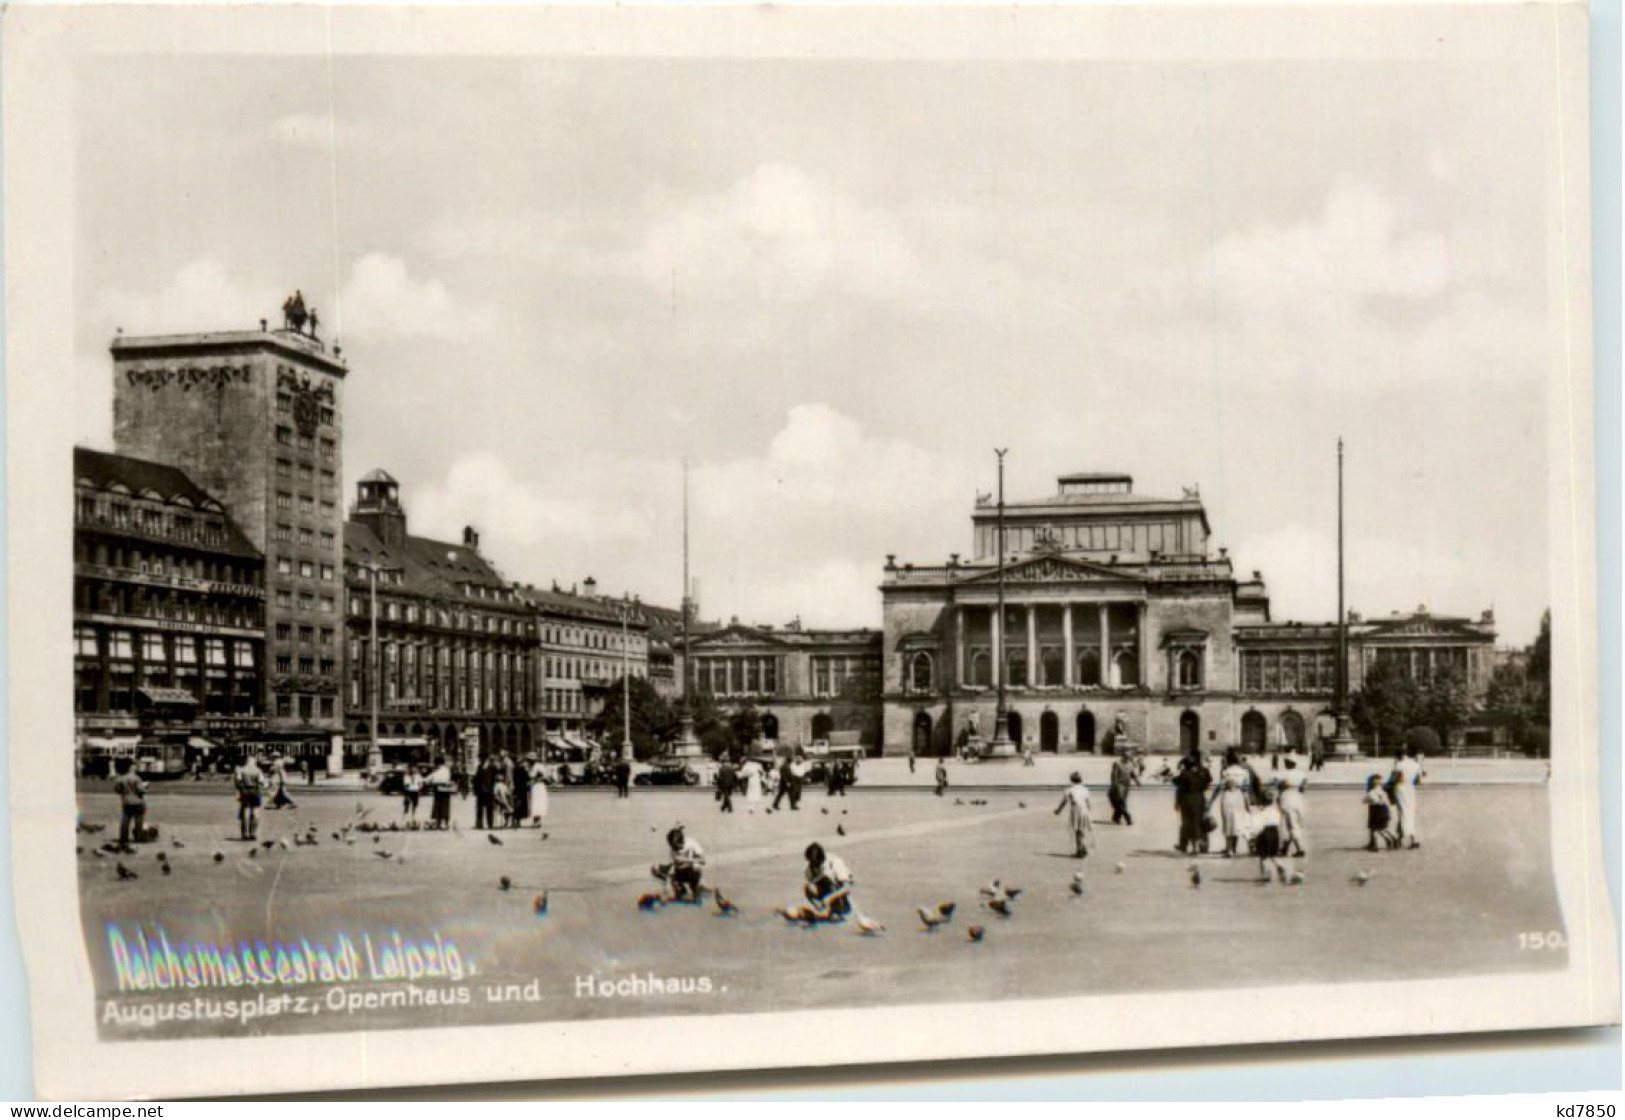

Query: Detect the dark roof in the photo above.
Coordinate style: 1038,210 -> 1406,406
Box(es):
690,624 -> 881,650
514,585 -> 635,626
344,520 -> 525,609
74,447 -> 261,559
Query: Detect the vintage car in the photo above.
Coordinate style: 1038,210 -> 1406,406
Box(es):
633,757 -> 702,786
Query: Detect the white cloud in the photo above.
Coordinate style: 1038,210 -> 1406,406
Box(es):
410,452 -> 646,559
636,163 -> 922,306
336,253 -> 497,342
93,256 -> 279,337
403,405 -> 974,630
1209,180 -> 1452,315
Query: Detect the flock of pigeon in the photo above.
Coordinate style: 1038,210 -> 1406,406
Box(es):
79,796 -> 1382,944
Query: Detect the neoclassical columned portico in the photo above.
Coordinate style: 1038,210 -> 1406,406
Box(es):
952,599 -> 1147,691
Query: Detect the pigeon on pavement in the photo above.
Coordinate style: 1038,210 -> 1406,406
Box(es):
116,862 -> 138,881
967,925 -> 986,943
917,906 -> 947,931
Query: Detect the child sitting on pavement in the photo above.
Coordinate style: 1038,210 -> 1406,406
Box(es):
651,825 -> 707,902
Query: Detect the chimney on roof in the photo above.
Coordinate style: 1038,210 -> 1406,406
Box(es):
462,525 -> 480,551
583,576 -> 597,597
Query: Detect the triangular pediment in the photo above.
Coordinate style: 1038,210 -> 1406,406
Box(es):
1362,616 -> 1485,640
689,625 -> 790,648
959,555 -> 1140,586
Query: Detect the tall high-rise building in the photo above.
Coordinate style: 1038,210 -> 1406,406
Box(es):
110,306 -> 347,764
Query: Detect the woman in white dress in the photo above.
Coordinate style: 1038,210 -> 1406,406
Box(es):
1389,746 -> 1426,849
742,758 -> 764,807
1207,749 -> 1253,857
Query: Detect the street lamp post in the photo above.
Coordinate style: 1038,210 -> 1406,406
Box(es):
355,559 -> 400,777
989,448 -> 1014,754
621,595 -> 633,764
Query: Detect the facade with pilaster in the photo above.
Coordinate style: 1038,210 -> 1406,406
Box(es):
687,623 -> 882,749
882,473 -> 1497,756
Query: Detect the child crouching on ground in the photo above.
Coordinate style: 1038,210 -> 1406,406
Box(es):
1364,774 -> 1398,851
776,842 -> 853,923
1250,787 -> 1293,884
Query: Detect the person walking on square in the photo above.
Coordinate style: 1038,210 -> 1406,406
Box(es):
741,756 -> 764,808
772,756 -> 795,810
111,757 -> 148,852
1251,786 -> 1292,884
1208,749 -> 1252,857
934,757 -> 949,797
1388,745 -> 1426,849
427,756 -> 453,830
1173,745 -> 1212,854
401,765 -> 422,824
1054,772 -> 1094,858
1276,758 -> 1309,858
268,755 -> 296,810
232,753 -> 265,841
510,754 -> 532,829
614,755 -> 632,799
716,756 -> 738,813
1364,773 -> 1397,851
473,755 -> 495,830
1109,750 -> 1140,825
907,748 -> 916,775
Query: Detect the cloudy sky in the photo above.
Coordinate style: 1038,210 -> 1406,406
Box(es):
73,49 -> 1557,644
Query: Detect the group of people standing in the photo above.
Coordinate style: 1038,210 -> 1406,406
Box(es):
469,751 -> 550,830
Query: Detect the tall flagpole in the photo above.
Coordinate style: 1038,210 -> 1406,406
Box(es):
673,457 -> 701,757
1329,437 -> 1358,758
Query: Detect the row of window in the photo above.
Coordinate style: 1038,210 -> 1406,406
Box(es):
275,693 -> 336,721
271,587 -> 337,613
274,654 -> 337,677
545,655 -> 642,683
74,541 -> 260,587
692,656 -> 782,697
348,640 -> 533,716
75,495 -> 231,549
1240,649 -> 1339,695
272,524 -> 336,550
76,626 -> 257,667
77,581 -> 264,631
274,623 -> 337,646
959,647 -> 1144,690
978,520 -> 1190,555
273,423 -> 337,454
350,594 -> 529,636
76,667 -> 259,717
541,624 -> 641,653
275,556 -> 336,582
543,688 -> 586,714
275,491 -> 337,519
274,458 -> 337,490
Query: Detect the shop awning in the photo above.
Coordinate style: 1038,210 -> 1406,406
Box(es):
186,736 -> 218,751
139,687 -> 198,705
80,736 -> 139,752
543,734 -> 569,751
562,734 -> 591,752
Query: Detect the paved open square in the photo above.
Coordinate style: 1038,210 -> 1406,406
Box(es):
75,778 -> 1565,1041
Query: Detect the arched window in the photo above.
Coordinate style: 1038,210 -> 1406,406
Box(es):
970,650 -> 991,687
1114,649 -> 1140,688
1006,650 -> 1028,688
1177,649 -> 1203,689
909,652 -> 933,692
1077,648 -> 1101,687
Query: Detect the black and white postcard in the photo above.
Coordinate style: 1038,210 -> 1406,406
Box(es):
3,2 -> 1616,1100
